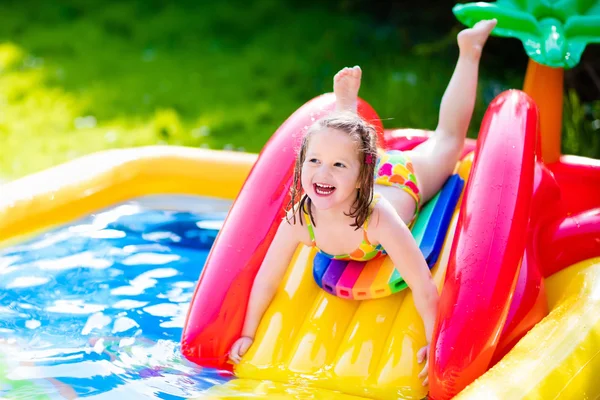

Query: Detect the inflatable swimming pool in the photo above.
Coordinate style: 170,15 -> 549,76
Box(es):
2,88 -> 599,399
178,89 -> 600,399
2,3 -> 600,397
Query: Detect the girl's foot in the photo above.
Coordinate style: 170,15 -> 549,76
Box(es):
457,19 -> 497,59
333,66 -> 362,112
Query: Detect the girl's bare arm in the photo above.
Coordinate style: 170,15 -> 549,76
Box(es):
370,201 -> 439,342
240,218 -> 302,338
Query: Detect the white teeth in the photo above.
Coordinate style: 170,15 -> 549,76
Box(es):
314,183 -> 335,195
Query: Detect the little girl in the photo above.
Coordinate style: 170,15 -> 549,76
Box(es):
229,19 -> 497,386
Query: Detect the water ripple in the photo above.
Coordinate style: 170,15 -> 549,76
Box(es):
0,201 -> 232,398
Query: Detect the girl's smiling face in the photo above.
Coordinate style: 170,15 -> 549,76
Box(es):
301,127 -> 361,212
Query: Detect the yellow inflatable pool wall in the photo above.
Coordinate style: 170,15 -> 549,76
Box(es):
454,257 -> 600,399
0,146 -> 256,246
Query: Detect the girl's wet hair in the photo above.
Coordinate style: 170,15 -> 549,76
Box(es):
286,111 -> 378,229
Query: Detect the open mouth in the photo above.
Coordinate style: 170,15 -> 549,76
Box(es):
313,183 -> 336,196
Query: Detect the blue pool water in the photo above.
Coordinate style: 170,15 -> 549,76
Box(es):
0,198 -> 234,399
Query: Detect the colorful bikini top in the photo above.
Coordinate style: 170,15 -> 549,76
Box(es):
303,195 -> 387,262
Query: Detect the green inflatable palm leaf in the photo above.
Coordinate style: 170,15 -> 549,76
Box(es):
453,0 -> 600,69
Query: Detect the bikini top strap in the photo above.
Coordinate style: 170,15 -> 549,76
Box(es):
303,204 -> 316,244
363,193 -> 382,239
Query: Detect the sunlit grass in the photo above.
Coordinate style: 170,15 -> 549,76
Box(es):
1,0 -> 595,180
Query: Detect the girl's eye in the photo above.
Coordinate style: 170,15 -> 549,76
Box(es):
334,162 -> 346,168
308,158 -> 319,163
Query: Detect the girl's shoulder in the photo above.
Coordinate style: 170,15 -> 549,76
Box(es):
367,195 -> 398,231
281,204 -> 312,246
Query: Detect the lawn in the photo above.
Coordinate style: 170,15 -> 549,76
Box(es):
0,0 -> 597,180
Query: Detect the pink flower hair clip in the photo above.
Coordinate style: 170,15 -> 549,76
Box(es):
365,153 -> 374,165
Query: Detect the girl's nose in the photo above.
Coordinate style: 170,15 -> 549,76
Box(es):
318,164 -> 333,176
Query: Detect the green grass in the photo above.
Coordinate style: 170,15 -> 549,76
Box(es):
563,89 -> 600,159
0,0 -> 596,180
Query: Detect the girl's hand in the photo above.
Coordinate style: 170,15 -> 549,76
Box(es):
229,336 -> 254,364
417,344 -> 430,386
